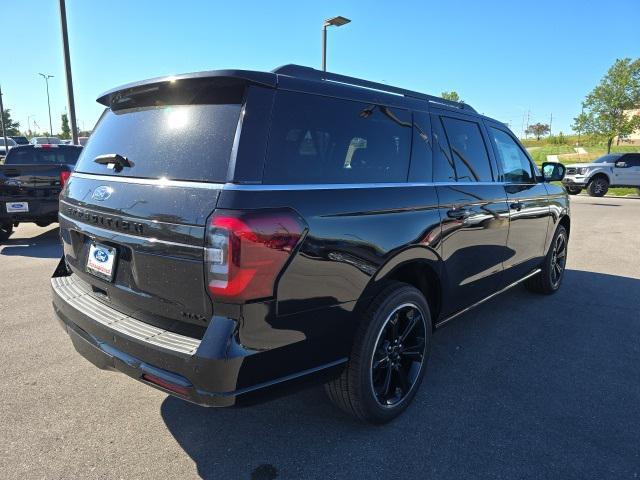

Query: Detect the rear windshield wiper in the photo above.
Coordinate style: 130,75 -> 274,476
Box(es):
94,153 -> 133,172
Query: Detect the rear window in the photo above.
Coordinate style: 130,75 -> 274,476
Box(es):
5,147 -> 82,165
75,83 -> 243,183
264,91 -> 412,184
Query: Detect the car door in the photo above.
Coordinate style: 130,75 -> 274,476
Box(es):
485,123 -> 551,284
618,153 -> 640,185
432,111 -> 510,316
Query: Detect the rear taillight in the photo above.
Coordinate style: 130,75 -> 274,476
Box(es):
60,170 -> 71,187
205,209 -> 306,303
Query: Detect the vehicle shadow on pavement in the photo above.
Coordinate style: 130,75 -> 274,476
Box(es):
0,227 -> 61,259
161,269 -> 640,480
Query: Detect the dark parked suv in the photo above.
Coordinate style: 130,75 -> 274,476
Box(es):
52,65 -> 569,423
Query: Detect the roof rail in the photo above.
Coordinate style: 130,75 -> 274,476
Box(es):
272,64 -> 476,113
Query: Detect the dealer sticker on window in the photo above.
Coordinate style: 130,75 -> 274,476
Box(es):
86,243 -> 117,281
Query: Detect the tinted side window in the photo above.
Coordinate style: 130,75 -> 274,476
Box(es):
440,116 -> 493,182
488,127 -> 535,183
264,91 -> 412,184
624,154 -> 640,167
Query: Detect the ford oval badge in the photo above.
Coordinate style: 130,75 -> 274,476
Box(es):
92,186 -> 113,201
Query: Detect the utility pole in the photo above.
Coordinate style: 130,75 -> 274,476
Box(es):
38,73 -> 54,136
549,113 -> 553,137
59,0 -> 78,145
0,85 -> 8,151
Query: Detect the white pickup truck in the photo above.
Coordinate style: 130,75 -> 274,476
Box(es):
562,152 -> 640,196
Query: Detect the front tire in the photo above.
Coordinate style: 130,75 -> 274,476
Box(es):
525,225 -> 568,294
565,186 -> 581,195
586,176 -> 609,197
325,282 -> 432,424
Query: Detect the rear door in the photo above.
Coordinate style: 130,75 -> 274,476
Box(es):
59,79 -> 248,333
432,111 -> 510,316
485,123 -> 551,284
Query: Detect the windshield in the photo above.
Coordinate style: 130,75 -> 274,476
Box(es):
1,138 -> 17,147
5,147 -> 82,165
594,154 -> 622,163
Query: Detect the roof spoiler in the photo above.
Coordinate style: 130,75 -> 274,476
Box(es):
96,69 -> 277,107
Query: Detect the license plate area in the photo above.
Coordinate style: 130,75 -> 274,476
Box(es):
86,243 -> 117,282
6,201 -> 29,213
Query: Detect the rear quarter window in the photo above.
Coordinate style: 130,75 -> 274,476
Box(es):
264,91 -> 412,184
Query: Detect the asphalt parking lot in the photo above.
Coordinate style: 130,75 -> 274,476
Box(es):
1,194 -> 639,480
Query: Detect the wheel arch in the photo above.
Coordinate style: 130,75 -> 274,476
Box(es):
356,247 -> 443,328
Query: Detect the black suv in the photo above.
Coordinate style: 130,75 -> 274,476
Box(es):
52,65 -> 569,423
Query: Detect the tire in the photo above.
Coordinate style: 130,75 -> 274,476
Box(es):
35,221 -> 51,228
586,176 -> 609,197
525,225 -> 568,294
0,223 -> 13,241
324,282 -> 432,424
565,186 -> 581,195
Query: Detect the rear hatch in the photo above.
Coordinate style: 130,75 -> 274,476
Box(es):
59,78 -> 246,337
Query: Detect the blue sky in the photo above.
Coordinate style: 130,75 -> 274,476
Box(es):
3,0 -> 639,136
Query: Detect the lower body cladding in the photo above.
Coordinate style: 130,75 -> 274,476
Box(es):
51,272 -> 350,407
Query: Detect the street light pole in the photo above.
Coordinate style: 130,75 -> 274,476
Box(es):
322,16 -> 351,72
38,73 -> 54,136
59,0 -> 78,145
0,85 -> 8,151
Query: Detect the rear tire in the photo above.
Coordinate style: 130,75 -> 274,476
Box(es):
565,186 -> 581,195
525,225 -> 568,294
0,223 -> 13,241
586,176 -> 609,197
325,282 -> 432,424
35,221 -> 51,228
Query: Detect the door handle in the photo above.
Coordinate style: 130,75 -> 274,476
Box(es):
447,208 -> 471,220
509,202 -> 522,211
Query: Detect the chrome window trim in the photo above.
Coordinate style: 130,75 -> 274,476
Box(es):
222,181 -> 508,191
71,172 -> 515,191
70,172 -> 225,190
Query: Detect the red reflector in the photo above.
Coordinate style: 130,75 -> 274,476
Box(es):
142,373 -> 190,396
205,209 -> 306,302
60,171 -> 71,187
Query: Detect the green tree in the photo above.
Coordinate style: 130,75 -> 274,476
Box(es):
572,58 -> 640,153
60,113 -> 71,139
525,122 -> 551,140
441,91 -> 460,102
1,108 -> 21,136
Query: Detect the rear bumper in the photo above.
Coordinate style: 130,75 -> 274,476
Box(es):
51,265 -> 346,407
0,197 -> 58,223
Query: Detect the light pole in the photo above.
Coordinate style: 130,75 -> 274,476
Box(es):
38,73 -> 54,136
59,0 -> 79,145
322,16 -> 351,72
0,85 -> 8,151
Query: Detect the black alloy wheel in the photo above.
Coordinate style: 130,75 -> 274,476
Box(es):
370,303 -> 427,407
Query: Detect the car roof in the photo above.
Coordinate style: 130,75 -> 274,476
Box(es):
96,64 -> 479,117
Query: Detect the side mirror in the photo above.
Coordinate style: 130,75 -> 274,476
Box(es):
541,162 -> 566,182
615,160 -> 627,168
